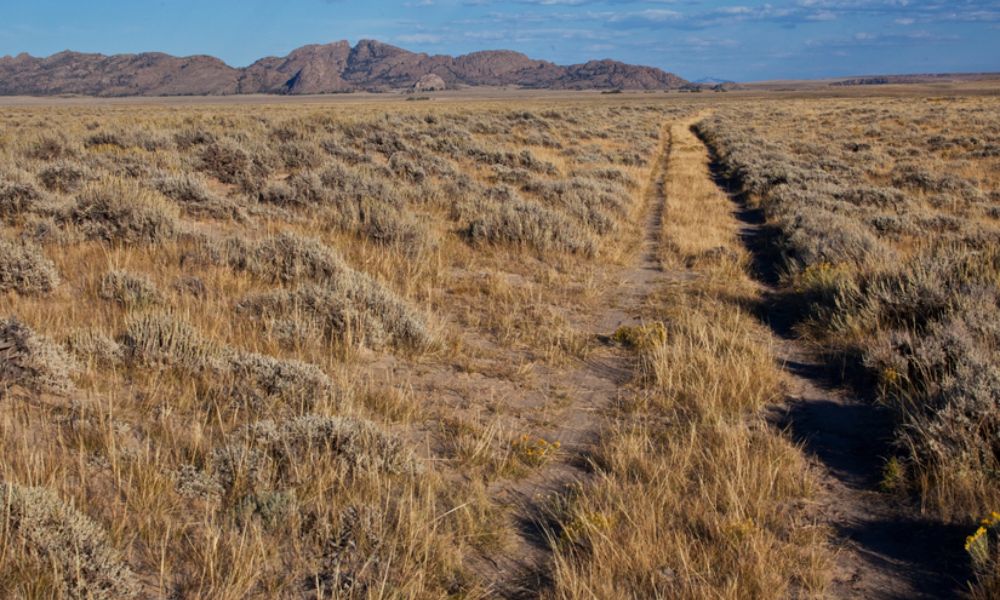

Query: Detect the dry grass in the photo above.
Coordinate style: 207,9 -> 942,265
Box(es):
544,120 -> 830,598
0,98 -> 694,597
696,95 -> 1000,592
2,90 -> 987,596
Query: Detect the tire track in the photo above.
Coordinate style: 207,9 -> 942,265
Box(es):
481,120 -> 683,598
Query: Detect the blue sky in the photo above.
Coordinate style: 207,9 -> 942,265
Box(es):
1,0 -> 998,81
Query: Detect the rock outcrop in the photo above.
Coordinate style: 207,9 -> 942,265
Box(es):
412,74 -> 447,92
0,39 -> 688,96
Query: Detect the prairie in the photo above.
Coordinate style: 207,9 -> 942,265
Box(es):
696,94 -> 1000,596
0,90 -> 997,598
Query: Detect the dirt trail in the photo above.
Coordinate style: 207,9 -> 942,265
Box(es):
696,130 -> 969,598
478,120 -> 686,597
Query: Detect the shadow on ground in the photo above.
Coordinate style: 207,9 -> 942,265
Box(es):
692,122 -> 972,598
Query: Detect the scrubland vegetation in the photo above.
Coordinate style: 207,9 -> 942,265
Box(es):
0,98 -> 698,598
697,96 -> 1000,594
1,91 -> 997,597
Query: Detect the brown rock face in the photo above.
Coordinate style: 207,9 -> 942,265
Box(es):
450,50 -> 560,86
0,51 -> 239,96
239,42 -> 353,94
0,39 -> 688,97
557,60 -> 687,90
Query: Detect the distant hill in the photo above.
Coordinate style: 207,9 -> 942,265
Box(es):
693,77 -> 734,85
829,73 -> 1000,86
0,40 -> 688,97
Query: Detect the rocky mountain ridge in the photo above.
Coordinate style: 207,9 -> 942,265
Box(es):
0,39 -> 688,96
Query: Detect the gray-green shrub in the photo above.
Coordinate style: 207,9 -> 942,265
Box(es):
70,181 -> 178,244
0,317 -> 76,395
0,482 -> 139,599
0,237 -> 59,295
98,270 -> 162,308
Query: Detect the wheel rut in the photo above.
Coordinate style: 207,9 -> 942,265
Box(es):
696,126 -> 970,599
480,120 -> 686,598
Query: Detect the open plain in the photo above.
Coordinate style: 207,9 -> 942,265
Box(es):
0,84 -> 998,598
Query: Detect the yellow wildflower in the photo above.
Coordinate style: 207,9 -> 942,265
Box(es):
966,526 -> 987,551
512,434 -> 561,466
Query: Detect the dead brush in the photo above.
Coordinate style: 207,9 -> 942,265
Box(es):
256,170 -> 331,208
24,136 -> 75,161
38,161 -> 90,193
277,140 -> 323,170
319,137 -> 372,165
0,178 -> 43,220
464,194 -> 596,256
65,329 -> 123,366
238,278 -> 430,351
173,127 -> 216,150
322,196 -> 430,252
84,131 -> 122,149
201,231 -> 349,284
19,214 -> 83,246
318,161 -> 405,207
196,139 -> 269,191
224,351 -> 338,413
0,236 -> 60,294
69,179 -> 178,244
201,414 -> 421,500
262,316 -> 325,350
195,231 -> 430,350
257,180 -> 298,207
118,312 -> 218,371
521,177 -> 628,235
116,312 -> 338,414
0,316 -> 77,395
153,172 -> 242,219
284,171 -> 329,205
388,151 -> 454,183
571,167 -> 637,188
0,482 -> 140,599
244,414 -> 422,478
98,269 -> 162,308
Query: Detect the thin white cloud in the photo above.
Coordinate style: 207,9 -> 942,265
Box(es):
806,29 -> 960,48
600,0 -> 999,30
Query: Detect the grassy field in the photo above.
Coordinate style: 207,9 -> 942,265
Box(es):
696,95 -> 1000,595
0,90 -> 997,598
